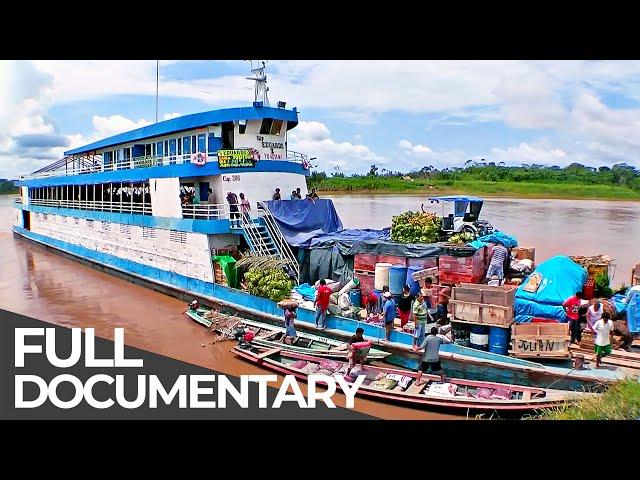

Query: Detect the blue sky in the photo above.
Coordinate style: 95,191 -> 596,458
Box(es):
2,60 -> 640,179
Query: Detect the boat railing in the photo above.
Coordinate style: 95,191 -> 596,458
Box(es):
256,201 -> 299,282
21,149 -> 314,180
13,197 -> 22,204
181,203 -> 229,220
29,198 -> 153,215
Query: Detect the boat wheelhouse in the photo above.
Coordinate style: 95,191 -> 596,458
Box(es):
12,65 -> 309,297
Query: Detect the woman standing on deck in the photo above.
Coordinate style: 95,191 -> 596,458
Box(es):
239,193 -> 251,221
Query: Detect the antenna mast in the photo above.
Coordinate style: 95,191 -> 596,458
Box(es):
246,60 -> 269,106
155,60 -> 159,123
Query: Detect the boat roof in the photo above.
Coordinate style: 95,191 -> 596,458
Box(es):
64,105 -> 299,156
428,195 -> 484,203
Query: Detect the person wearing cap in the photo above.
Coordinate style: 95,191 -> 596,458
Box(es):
412,289 -> 432,346
226,191 -> 240,227
382,290 -> 396,341
377,285 -> 390,315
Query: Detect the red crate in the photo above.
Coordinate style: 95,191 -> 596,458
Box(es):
377,254 -> 407,266
407,256 -> 438,270
439,249 -> 485,276
354,253 -> 377,273
357,271 -> 376,295
439,271 -> 483,285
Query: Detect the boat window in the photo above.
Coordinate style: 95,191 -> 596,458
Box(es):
183,136 -> 191,155
270,119 -> 283,135
157,141 -> 164,158
168,139 -> 176,163
197,134 -> 206,153
238,120 -> 247,134
177,140 -> 182,156
259,118 -> 274,135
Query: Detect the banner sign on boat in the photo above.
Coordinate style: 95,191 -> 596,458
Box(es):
217,149 -> 260,168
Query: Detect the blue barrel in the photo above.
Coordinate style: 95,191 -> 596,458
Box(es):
349,288 -> 362,308
389,265 -> 408,295
488,327 -> 510,355
469,325 -> 490,351
406,266 -> 422,296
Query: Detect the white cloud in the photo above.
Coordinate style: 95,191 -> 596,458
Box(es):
489,143 -> 568,167
289,121 -> 384,174
398,139 -> 433,155
163,112 -> 181,120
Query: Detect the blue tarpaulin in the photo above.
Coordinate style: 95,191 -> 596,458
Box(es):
265,199 -> 343,247
627,287 -> 640,333
294,283 -> 318,301
468,231 -> 518,249
514,255 -> 587,323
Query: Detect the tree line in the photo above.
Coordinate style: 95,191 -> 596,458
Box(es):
309,161 -> 640,191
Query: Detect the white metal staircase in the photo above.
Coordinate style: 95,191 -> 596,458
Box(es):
236,204 -> 299,283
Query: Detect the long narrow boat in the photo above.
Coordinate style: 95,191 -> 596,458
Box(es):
186,307 -> 390,360
232,344 -> 594,412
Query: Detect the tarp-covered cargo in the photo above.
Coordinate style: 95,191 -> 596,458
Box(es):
265,199 -> 343,247
514,255 -> 587,324
627,286 -> 640,333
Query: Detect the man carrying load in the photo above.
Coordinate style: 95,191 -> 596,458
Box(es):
345,327 -> 370,376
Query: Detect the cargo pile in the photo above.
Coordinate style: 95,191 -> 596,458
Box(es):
390,211 -> 442,244
236,255 -> 295,302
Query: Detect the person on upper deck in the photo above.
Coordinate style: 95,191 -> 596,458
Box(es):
486,242 -> 508,284
226,191 -> 240,228
290,190 -> 298,200
309,188 -> 319,200
295,187 -> 302,199
239,193 -> 250,218
272,188 -> 281,201
207,188 -> 216,204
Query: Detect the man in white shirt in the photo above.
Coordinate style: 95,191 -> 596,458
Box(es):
593,311 -> 614,368
586,301 -> 603,332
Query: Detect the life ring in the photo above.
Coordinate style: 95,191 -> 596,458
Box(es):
191,152 -> 207,166
302,158 -> 311,170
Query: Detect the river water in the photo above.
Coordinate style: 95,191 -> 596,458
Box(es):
2,194 -> 637,419
326,194 -> 639,286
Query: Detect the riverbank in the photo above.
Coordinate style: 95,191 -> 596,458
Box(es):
310,178 -> 640,201
531,379 -> 640,420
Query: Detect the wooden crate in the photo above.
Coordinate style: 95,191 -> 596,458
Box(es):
213,263 -> 228,286
510,323 -> 570,358
449,300 -> 513,327
452,283 -> 517,308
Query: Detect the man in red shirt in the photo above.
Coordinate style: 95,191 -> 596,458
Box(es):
563,291 -> 584,345
363,290 -> 379,317
314,279 -> 332,330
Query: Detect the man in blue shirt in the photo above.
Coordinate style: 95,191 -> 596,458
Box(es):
382,291 -> 396,341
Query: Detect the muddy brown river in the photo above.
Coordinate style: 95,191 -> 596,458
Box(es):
2,193 -> 638,419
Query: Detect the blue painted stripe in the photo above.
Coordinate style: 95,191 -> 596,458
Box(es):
65,106 -> 299,155
17,160 -> 309,187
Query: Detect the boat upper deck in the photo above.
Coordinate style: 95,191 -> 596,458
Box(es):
17,104 -> 308,184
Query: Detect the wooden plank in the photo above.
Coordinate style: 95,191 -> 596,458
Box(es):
255,348 -> 281,359
510,350 -> 570,358
449,299 -> 511,310
522,390 -> 532,401
512,335 -> 571,341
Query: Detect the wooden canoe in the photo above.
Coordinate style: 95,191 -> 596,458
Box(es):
186,307 -> 390,360
232,345 -> 594,412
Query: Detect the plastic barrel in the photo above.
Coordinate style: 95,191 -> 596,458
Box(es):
389,264 -> 408,295
349,289 -> 362,308
488,326 -> 510,355
406,266 -> 422,296
374,263 -> 392,291
469,325 -> 490,351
